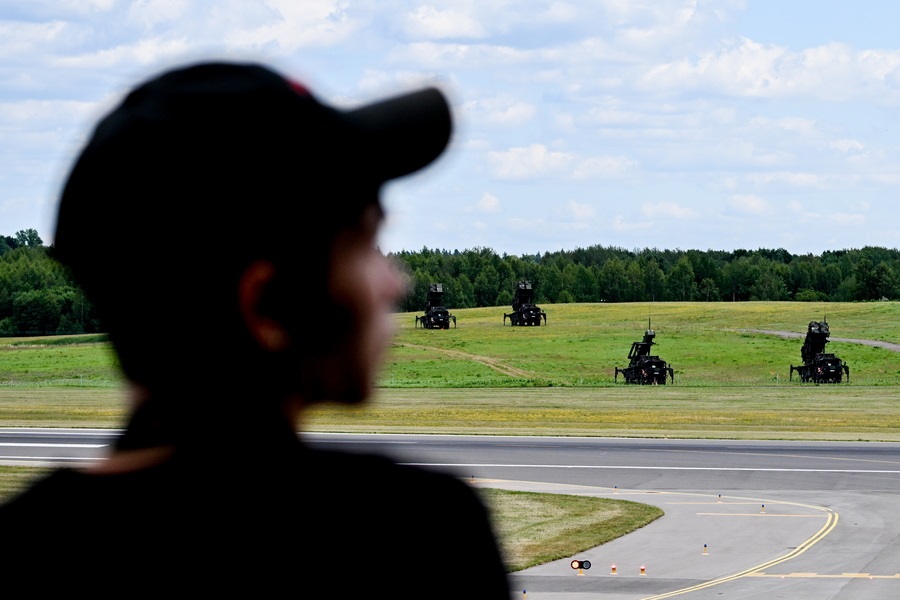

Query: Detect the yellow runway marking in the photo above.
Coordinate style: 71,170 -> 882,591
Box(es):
640,507 -> 839,599
697,512 -> 826,517
748,572 -> 900,579
668,501 -> 766,505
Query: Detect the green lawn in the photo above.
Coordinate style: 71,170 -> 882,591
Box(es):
2,301 -> 899,439
480,488 -> 664,572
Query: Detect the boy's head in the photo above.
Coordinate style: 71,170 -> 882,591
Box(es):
53,61 -> 452,390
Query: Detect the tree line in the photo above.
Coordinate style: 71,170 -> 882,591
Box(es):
0,229 -> 92,336
392,245 -> 900,313
1,229 -> 898,336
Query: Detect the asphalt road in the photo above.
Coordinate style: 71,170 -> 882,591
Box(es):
739,328 -> 900,353
2,430 -> 899,599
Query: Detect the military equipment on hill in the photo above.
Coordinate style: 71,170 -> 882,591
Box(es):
503,280 -> 547,326
789,320 -> 849,383
415,283 -> 456,329
614,320 -> 674,384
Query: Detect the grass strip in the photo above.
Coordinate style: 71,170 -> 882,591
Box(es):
479,488 -> 664,572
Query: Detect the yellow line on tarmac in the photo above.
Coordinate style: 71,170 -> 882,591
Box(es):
640,506 -> 839,599
697,512 -> 825,517
748,572 -> 900,579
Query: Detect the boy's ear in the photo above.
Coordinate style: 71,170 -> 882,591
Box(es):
238,260 -> 292,352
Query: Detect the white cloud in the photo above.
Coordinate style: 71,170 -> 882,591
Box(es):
478,192 -> 501,213
30,0 -> 117,12
828,212 -> 866,226
612,2 -> 710,52
220,1 -> 362,51
568,200 -> 594,219
507,216 -> 551,236
488,144 -> 573,180
538,2 -> 578,23
746,172 -> 825,188
571,155 -> 635,178
779,117 -> 818,135
612,215 -> 654,232
729,194 -> 771,215
53,36 -> 195,70
638,36 -> 900,104
127,0 -> 191,29
463,94 -> 535,126
582,105 -> 644,126
829,139 -> 865,153
402,5 -> 487,40
487,144 -> 634,181
0,99 -> 90,129
391,41 -> 527,70
641,201 -> 696,219
0,20 -> 68,54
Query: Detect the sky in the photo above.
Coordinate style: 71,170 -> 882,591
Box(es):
3,1 -> 900,258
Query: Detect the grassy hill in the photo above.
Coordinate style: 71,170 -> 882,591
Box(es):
386,300 -> 899,387
2,301 -> 899,439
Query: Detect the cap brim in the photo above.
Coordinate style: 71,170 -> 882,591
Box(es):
343,86 -> 452,183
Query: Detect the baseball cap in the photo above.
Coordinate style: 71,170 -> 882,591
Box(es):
50,61 -> 453,382
54,61 -> 452,270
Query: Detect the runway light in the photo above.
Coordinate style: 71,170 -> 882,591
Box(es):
571,559 -> 591,574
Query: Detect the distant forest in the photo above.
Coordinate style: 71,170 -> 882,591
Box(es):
2,228 -> 899,336
392,244 -> 900,313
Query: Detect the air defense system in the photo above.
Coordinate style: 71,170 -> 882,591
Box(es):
503,280 -> 547,326
789,320 -> 849,383
614,320 -> 674,384
415,283 -> 456,329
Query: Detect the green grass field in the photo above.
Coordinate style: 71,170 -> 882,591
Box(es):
2,301 -> 898,572
2,301 -> 899,439
385,300 -> 900,388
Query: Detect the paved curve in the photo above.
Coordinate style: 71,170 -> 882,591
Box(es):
734,329 -> 900,352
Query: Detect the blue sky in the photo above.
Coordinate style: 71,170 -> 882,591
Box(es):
2,1 -> 900,257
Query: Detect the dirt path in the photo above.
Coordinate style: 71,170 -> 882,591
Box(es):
737,329 -> 900,352
395,343 -> 535,378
